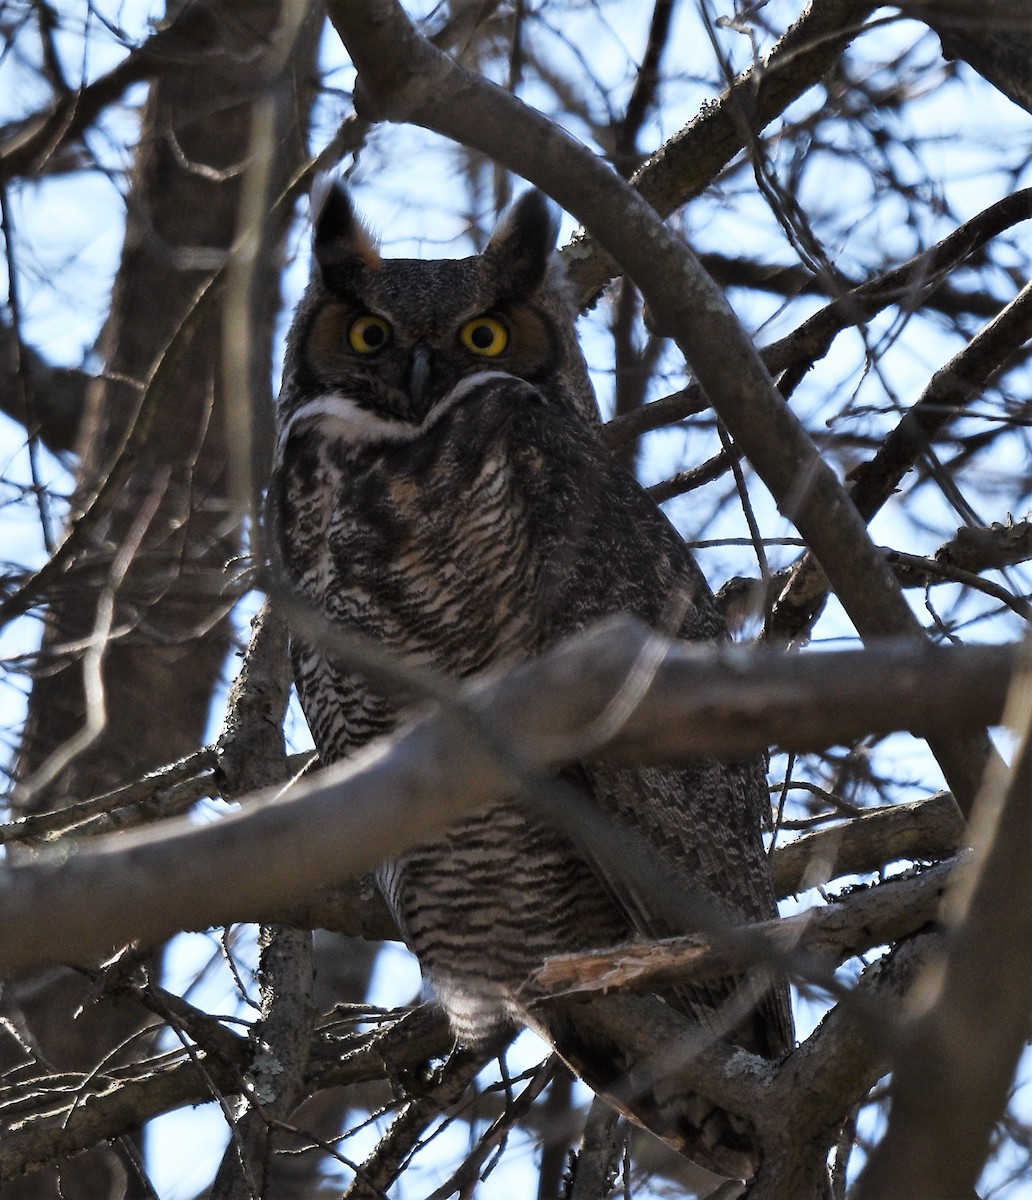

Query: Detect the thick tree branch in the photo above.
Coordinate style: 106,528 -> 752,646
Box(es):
915,0 -> 1032,116
752,933 -> 938,1200
0,316 -> 91,455
209,596 -> 315,1200
299,789 -> 968,946
718,518 -> 1032,643
934,518 -> 1032,575
770,792 -> 965,897
0,620 -> 1016,974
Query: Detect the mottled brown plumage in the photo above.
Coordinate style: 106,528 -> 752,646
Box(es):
272,185 -> 792,1178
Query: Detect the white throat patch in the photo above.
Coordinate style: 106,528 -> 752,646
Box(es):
275,371 -> 517,459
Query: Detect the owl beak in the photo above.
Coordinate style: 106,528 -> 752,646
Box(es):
408,344 -> 433,420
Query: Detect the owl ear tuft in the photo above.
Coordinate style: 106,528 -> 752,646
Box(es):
482,190 -> 560,298
312,181 -> 381,278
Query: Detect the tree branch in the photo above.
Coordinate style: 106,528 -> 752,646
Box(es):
0,1 -> 305,184
0,619 -> 1016,974
916,0 -> 1032,116
0,314 -> 91,455
752,933 -> 938,1200
0,1003 -> 454,1183
208,594 -> 315,1200
771,275 -> 1032,647
529,855 -> 962,999
770,792 -> 965,897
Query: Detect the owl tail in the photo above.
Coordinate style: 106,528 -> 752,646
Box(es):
528,993 -> 770,1181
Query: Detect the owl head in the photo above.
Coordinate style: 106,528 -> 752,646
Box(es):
277,184 -> 599,437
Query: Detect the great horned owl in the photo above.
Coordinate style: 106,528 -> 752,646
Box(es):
272,185 -> 793,1178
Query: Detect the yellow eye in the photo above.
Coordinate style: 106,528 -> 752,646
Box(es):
348,314 -> 392,354
460,315 -> 509,357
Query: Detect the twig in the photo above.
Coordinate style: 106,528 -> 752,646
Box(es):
0,748 -> 216,845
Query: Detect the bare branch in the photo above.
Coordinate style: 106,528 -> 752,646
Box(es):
0,1003 -> 454,1183
529,855 -> 962,1000
934,518 -> 1032,575
0,1042 -> 248,1182
0,749 -> 216,846
753,934 -> 939,1199
917,0 -> 1032,115
0,312 -> 90,455
770,793 -> 965,897
0,2 -> 317,184
209,594 -> 314,1200
772,275 -> 1032,645
608,0 -> 676,175
846,280 -> 1032,529
0,620 -> 1015,974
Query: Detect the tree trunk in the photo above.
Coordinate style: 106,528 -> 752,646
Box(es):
3,4 -> 315,1195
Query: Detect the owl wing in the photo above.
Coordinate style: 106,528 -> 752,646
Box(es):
570,760 -> 792,1057
497,386 -> 793,1057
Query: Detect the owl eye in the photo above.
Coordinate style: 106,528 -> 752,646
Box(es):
348,313 -> 392,354
459,315 -> 509,357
